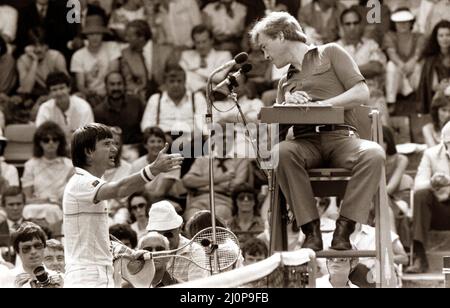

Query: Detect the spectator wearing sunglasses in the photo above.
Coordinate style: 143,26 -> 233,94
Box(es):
21,122 -> 72,237
127,192 -> 151,240
138,231 -> 178,287
9,222 -> 63,288
229,184 -> 264,248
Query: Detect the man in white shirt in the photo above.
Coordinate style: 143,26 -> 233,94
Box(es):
179,25 -> 232,93
35,72 -> 94,141
63,123 -> 183,288
10,222 -> 63,288
141,64 -> 207,136
316,255 -> 359,288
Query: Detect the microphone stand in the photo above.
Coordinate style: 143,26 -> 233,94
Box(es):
205,68 -> 223,275
227,88 -> 275,244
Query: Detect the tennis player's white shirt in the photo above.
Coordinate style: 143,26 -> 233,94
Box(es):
63,167 -> 114,288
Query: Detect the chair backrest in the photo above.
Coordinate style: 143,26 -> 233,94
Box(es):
3,124 -> 36,165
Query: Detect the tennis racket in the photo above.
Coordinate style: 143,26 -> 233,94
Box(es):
143,227 -> 240,272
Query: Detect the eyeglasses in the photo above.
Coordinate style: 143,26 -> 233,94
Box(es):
130,203 -> 147,211
41,137 -> 58,143
155,231 -> 175,239
142,246 -> 166,252
237,194 -> 254,201
20,242 -> 45,254
343,21 -> 360,26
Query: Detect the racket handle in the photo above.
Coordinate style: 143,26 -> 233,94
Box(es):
143,252 -> 153,260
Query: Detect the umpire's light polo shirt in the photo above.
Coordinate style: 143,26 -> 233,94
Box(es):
277,43 -> 366,136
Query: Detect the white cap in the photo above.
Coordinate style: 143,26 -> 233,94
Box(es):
391,9 -> 415,22
146,200 -> 183,231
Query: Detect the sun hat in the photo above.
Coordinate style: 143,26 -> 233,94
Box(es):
391,8 -> 415,23
146,200 -> 183,231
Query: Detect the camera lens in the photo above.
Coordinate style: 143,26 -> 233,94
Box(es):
33,266 -> 50,285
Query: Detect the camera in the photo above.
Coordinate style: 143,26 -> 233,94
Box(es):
32,266 -> 60,288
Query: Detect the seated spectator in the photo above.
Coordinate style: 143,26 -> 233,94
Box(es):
352,0 -> 392,46
108,0 -> 145,42
212,73 -> 264,125
14,0 -> 80,61
140,63 -> 207,138
130,127 -> 184,206
228,184 -> 264,248
184,210 -> 227,239
138,231 -> 178,287
35,72 -> 94,142
297,0 -> 346,44
70,15 -> 121,103
22,121 -> 73,207
406,121 -> 450,273
349,223 -> 408,288
93,71 -> 144,146
179,25 -> 232,93
417,20 -> 450,114
423,89 -> 450,147
127,192 -> 151,241
202,0 -> 247,54
242,238 -> 268,266
0,138 -> 20,194
316,253 -> 359,288
101,126 -> 132,221
0,187 -> 25,249
182,130 -> 250,223
120,20 -> 174,102
183,209 -> 244,270
43,239 -> 65,273
0,2 -> 18,45
384,8 -> 424,105
382,126 -> 409,233
335,8 -> 389,123
240,0 -> 300,28
147,200 -> 208,282
109,223 -> 138,249
10,222 -> 63,288
144,0 -> 202,48
0,35 -> 17,96
17,27 -> 68,101
424,0 -> 450,35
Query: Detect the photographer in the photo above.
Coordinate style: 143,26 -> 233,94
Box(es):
9,222 -> 63,288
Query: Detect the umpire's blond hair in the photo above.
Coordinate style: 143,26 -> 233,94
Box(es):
249,11 -> 307,48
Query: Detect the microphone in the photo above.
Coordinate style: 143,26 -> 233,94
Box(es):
213,63 -> 253,92
213,52 -> 248,73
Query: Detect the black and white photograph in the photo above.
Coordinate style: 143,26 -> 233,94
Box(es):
0,0 -> 450,291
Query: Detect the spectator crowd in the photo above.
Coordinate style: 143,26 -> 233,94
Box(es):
0,0 -> 449,288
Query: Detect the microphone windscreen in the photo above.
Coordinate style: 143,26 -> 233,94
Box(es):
241,63 -> 253,73
234,52 -> 248,64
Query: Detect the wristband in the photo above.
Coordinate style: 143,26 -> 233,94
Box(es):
140,165 -> 156,182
